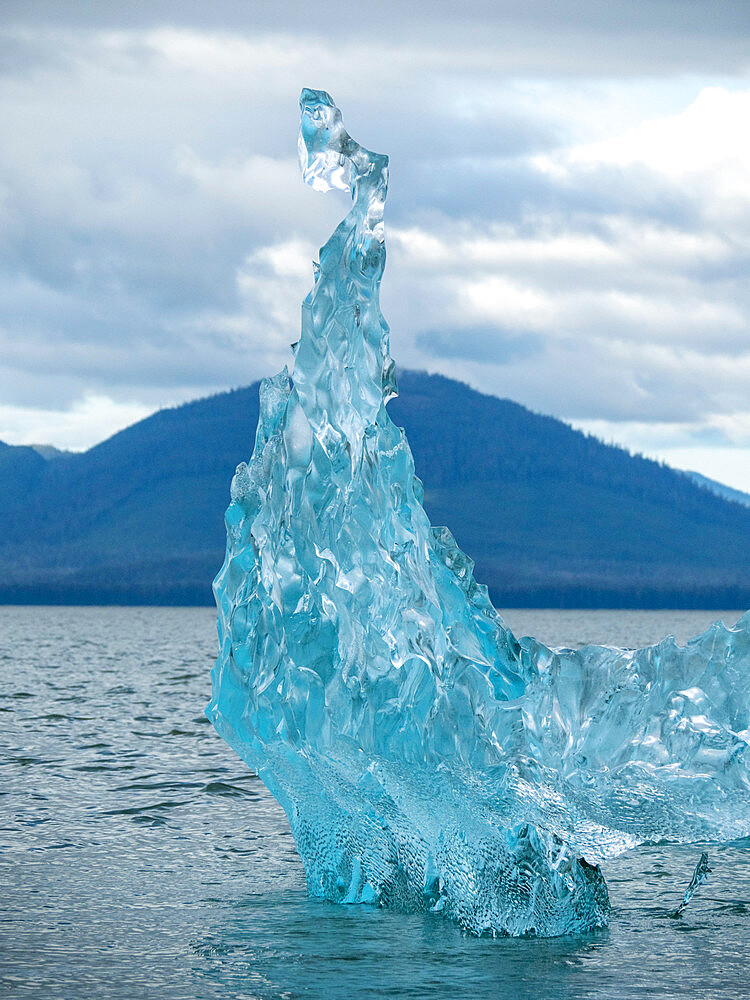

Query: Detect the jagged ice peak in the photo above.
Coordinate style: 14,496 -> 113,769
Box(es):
207,89 -> 750,937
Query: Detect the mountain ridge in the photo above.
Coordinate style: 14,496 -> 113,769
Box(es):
686,470 -> 750,510
1,370 -> 749,608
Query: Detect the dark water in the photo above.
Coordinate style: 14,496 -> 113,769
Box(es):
1,606 -> 748,1000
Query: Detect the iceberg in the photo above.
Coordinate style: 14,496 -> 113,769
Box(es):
207,88 -> 750,937
672,852 -> 711,918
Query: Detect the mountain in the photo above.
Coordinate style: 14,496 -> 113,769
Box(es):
1,371 -> 749,608
29,444 -> 73,460
686,470 -> 750,510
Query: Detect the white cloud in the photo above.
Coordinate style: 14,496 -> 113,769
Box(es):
0,395 -> 153,451
655,447 -> 750,494
570,416 -> 750,495
535,85 -> 750,236
564,87 -> 750,180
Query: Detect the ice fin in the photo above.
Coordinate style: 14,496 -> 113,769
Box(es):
671,852 -> 712,917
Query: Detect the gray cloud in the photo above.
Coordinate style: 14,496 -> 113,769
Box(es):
3,1 -> 750,75
416,327 -> 545,366
0,8 -> 749,493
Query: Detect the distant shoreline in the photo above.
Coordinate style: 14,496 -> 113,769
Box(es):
1,591 -> 747,612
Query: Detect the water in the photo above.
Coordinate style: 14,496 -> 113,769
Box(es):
1,606 -> 748,1000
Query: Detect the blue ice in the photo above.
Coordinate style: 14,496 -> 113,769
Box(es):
207,89 -> 750,936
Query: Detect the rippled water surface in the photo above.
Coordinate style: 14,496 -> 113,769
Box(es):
1,606 -> 748,999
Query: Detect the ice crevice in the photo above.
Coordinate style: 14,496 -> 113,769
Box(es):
207,89 -> 750,937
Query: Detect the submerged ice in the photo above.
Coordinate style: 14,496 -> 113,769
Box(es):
207,89 -> 750,937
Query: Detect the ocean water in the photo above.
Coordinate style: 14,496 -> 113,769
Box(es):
1,605 -> 748,1000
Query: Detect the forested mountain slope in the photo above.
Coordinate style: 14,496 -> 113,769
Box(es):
1,371 -> 749,608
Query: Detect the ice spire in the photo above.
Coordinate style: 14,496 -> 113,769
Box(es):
207,90 -> 750,937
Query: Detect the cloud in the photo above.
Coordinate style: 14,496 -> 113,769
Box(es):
534,86 -> 750,239
383,209 -> 750,424
562,87 -> 750,180
378,84 -> 750,439
4,1 -> 750,75
416,326 -> 544,366
0,12 -> 748,501
0,395 -> 153,451
569,417 -> 750,494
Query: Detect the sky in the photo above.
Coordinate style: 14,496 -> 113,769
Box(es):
1,1 -> 750,491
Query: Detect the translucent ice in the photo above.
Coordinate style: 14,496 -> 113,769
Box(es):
672,852 -> 711,917
207,89 -> 750,937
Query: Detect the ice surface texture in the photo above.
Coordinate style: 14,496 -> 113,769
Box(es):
208,89 -> 750,937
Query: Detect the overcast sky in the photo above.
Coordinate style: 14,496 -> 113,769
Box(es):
1,1 -> 750,490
